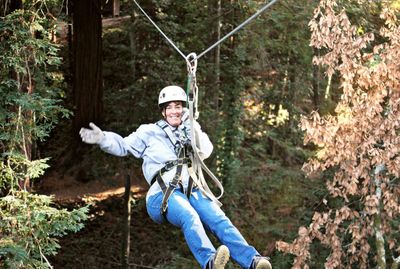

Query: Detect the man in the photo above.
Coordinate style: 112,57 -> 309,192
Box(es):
79,85 -> 272,269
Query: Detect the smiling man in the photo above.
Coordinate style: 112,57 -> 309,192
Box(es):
79,85 -> 272,269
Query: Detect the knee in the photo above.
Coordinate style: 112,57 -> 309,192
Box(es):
167,203 -> 201,228
180,208 -> 203,229
202,207 -> 228,226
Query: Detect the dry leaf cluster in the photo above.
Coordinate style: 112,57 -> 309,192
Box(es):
276,0 -> 400,268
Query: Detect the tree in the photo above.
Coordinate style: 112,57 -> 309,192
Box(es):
277,1 -> 400,268
205,0 -> 222,112
72,0 -> 103,137
211,0 -> 248,185
237,0 -> 319,166
0,2 -> 88,267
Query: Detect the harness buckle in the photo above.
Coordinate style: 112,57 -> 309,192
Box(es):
162,203 -> 168,214
169,180 -> 180,189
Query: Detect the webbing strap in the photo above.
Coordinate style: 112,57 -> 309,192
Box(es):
186,175 -> 195,198
184,54 -> 224,207
156,149 -> 194,219
153,159 -> 195,220
160,158 -> 184,216
188,101 -> 224,206
151,157 -> 191,186
156,120 -> 181,154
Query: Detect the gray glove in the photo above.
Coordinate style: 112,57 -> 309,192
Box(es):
181,109 -> 201,141
79,122 -> 105,144
181,107 -> 190,123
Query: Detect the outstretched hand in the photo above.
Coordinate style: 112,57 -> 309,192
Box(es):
79,122 -> 104,144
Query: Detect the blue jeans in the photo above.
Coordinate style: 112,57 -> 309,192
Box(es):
146,189 -> 259,269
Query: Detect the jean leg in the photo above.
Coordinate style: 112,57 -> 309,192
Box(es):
189,190 -> 258,269
146,190 -> 216,268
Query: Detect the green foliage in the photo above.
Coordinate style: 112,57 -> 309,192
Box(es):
0,191 -> 89,269
0,2 -> 89,268
0,7 -> 71,191
0,154 -> 49,191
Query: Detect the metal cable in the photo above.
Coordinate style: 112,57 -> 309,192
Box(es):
194,0 -> 279,61
133,0 -> 279,63
133,0 -> 187,60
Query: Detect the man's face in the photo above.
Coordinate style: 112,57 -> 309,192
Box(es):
163,101 -> 184,127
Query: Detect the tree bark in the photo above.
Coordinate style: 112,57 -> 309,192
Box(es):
392,256 -> 400,269
0,0 -> 22,16
312,48 -> 320,109
374,164 -> 386,269
113,0 -> 120,17
324,73 -> 332,100
72,0 -> 103,137
207,0 -> 221,112
120,175 -> 131,269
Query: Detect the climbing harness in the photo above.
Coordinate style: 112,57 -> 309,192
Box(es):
152,120 -> 194,219
134,0 -> 280,209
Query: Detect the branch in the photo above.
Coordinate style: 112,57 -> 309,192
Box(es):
34,234 -> 53,269
392,255 -> 400,269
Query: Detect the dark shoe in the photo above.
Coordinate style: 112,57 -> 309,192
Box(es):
207,245 -> 230,269
251,256 -> 272,269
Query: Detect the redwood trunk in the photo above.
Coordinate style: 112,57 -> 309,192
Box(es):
72,0 -> 103,136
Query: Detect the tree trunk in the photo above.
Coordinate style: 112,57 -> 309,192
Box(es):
207,0 -> 221,112
312,48 -> 320,109
324,73 -> 332,100
14,23 -> 34,192
374,164 -> 386,269
120,175 -> 131,269
72,0 -> 103,137
217,0 -> 243,186
113,0 -> 120,17
0,0 -> 22,16
392,256 -> 400,269
129,28 -> 136,79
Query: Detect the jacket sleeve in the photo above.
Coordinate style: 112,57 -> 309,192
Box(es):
98,130 -> 147,158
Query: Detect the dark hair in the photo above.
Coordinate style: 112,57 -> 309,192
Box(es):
159,101 -> 185,111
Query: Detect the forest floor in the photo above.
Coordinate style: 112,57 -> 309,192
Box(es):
38,167 -> 147,203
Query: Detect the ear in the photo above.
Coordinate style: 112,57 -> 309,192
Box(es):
161,109 -> 166,118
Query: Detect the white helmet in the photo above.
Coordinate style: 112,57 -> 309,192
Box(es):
158,85 -> 187,107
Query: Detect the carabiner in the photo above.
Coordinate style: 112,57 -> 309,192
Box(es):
186,52 -> 198,75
